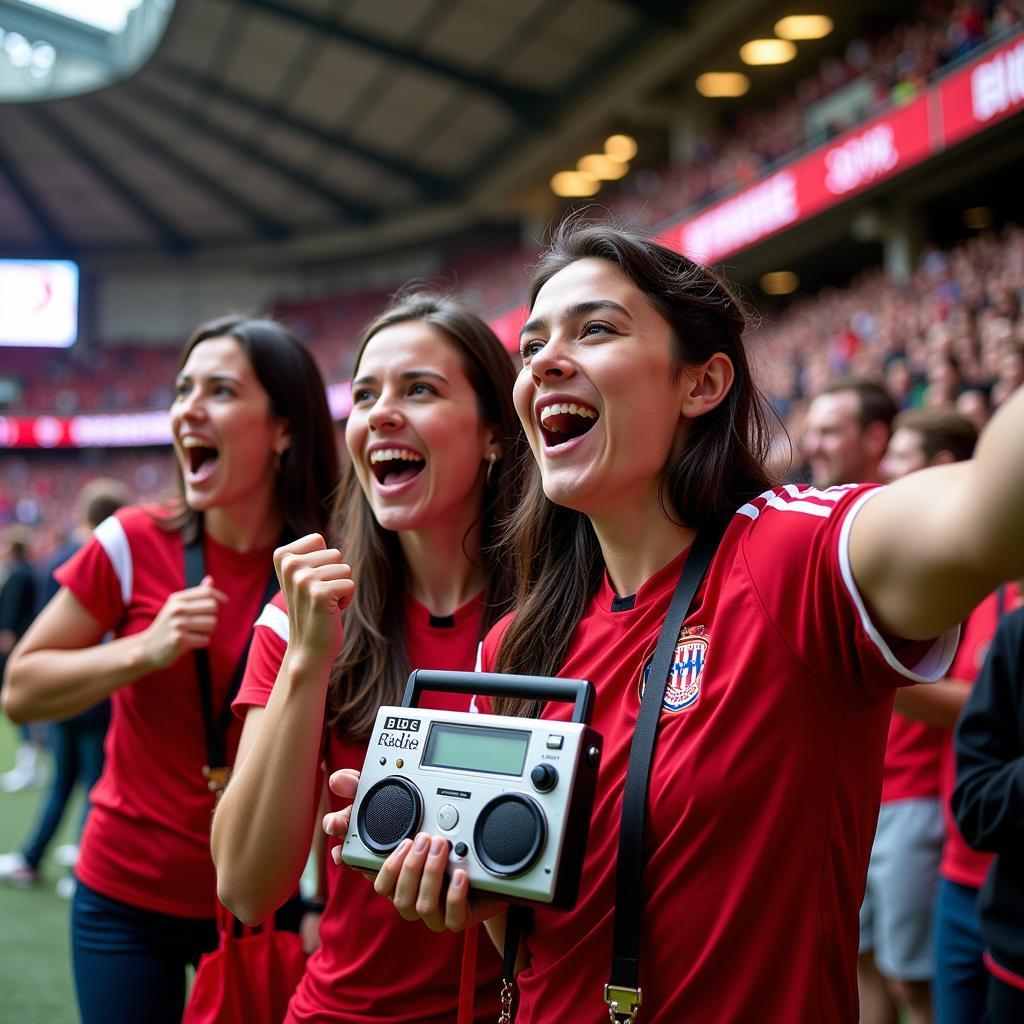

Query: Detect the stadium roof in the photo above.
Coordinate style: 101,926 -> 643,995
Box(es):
0,0 -> 764,267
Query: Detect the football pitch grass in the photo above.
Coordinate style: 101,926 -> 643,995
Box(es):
0,719 -> 81,1024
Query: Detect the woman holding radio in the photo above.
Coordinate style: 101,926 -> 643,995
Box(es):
212,292 -> 525,1022
3,316 -> 337,1024
327,222 -> 1024,1022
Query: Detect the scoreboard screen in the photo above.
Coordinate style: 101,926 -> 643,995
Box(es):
0,259 -> 79,348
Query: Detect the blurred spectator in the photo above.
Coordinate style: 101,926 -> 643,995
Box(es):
953,605 -> 1024,1023
0,528 -> 43,792
801,377 -> 896,487
0,479 -> 130,893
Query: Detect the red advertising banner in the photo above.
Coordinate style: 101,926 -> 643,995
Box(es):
939,32 -> 1024,146
659,95 -> 932,264
659,28 -> 1023,264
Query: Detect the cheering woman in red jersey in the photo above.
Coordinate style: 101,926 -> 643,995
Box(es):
212,292 -> 526,1023
327,223 -> 1024,1023
3,317 -> 338,1024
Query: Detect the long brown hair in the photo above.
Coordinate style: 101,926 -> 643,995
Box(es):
164,315 -> 340,543
494,222 -> 775,714
327,291 -> 526,741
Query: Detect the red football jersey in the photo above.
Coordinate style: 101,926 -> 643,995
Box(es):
55,505 -> 275,917
235,588 -> 502,1024
938,583 -> 1020,889
880,713 -> 945,803
480,484 -> 958,1024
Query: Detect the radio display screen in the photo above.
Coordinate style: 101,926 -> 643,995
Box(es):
422,723 -> 530,776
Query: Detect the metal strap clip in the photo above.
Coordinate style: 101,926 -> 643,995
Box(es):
498,977 -> 515,1023
202,765 -> 231,794
604,983 -> 642,1023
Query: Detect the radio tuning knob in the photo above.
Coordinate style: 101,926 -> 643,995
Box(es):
530,763 -> 558,793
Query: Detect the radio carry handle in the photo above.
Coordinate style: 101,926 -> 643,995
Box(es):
401,669 -> 594,725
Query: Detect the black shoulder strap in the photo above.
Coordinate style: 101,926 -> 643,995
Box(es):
605,521 -> 726,1022
184,529 -> 278,787
497,523 -> 727,1023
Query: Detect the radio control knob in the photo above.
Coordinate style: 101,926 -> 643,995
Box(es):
437,804 -> 459,831
453,842 -> 468,858
530,764 -> 558,793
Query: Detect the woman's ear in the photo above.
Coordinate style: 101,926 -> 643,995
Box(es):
274,419 -> 292,456
483,427 -> 504,462
680,353 -> 734,420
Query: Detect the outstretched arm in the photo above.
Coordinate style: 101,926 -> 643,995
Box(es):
849,385 -> 1024,641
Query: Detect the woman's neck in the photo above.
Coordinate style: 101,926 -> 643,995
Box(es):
590,501 -> 695,599
203,490 -> 282,552
399,522 -> 487,617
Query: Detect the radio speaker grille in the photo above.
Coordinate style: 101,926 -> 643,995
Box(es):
474,794 -> 546,878
357,777 -> 423,854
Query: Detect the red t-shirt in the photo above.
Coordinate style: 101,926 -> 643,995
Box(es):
55,505 -> 275,917
880,713 -> 945,803
938,583 -> 1020,889
235,589 -> 502,1024
480,484 -> 958,1024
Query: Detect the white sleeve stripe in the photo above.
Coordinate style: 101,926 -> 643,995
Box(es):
737,484 -> 859,520
837,488 -> 960,683
254,603 -> 289,644
94,515 -> 132,606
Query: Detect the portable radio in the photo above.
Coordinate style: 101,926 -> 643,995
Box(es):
342,670 -> 602,908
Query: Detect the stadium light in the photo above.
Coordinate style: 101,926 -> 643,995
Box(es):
604,134 -> 638,161
740,39 -> 797,65
551,171 -> 601,198
577,154 -> 629,180
774,15 -> 833,41
963,207 -> 994,229
696,72 -> 750,98
760,271 -> 799,295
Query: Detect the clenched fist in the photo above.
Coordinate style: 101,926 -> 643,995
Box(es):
275,534 -> 355,667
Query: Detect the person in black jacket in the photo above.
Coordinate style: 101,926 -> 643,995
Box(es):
953,604 -> 1024,1022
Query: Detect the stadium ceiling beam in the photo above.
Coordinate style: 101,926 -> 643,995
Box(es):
614,0 -> 693,27
234,0 -> 546,120
90,96 -> 291,242
159,63 -> 453,201
31,107 -> 192,255
127,81 -> 376,224
0,140 -> 76,257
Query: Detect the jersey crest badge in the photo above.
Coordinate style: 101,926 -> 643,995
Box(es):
637,626 -> 709,713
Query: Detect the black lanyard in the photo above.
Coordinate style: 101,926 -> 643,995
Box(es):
183,529 -> 279,792
499,522 -> 726,1023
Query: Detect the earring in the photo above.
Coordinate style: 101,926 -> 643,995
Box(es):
486,451 -> 498,486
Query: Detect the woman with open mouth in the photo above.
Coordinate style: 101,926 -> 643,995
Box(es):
3,316 -> 338,1024
211,291 -> 526,1023
326,222 -> 1024,1023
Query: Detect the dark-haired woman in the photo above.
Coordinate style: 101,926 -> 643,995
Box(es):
3,317 -> 339,1024
329,224 -> 1024,1022
211,293 -> 524,1022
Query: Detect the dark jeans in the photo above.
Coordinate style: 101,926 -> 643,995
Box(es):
71,879 -> 219,1024
22,708 -> 108,869
933,877 -> 988,1024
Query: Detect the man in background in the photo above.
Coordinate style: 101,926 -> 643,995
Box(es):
802,377 -> 897,488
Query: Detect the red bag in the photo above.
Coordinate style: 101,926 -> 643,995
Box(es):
184,903 -> 307,1024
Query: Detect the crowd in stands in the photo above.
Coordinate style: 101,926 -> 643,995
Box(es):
755,223 -> 1024,468
607,0 -> 1023,229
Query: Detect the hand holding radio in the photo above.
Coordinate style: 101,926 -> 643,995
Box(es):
326,768 -> 511,933
274,534 -> 355,665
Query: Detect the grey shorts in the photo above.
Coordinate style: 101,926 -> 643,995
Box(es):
859,796 -> 944,980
